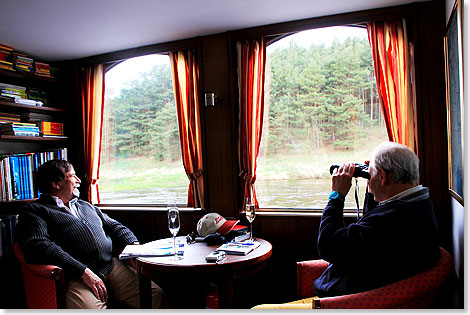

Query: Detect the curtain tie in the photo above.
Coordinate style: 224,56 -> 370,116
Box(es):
188,169 -> 203,181
239,170 -> 256,184
85,174 -> 99,185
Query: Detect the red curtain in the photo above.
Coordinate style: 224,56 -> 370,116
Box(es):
80,64 -> 105,204
367,19 -> 417,151
169,50 -> 204,208
237,38 -> 266,208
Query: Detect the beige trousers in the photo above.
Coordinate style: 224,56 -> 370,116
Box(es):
65,258 -> 167,309
252,297 -> 314,309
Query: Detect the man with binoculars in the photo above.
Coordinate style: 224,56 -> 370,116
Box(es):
314,141 -> 440,297
252,141 -> 441,309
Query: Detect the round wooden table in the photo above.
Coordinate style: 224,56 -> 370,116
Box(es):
137,237 -> 272,308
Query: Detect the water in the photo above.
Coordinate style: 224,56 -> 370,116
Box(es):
256,178 -> 368,209
100,187 -> 188,204
99,178 -> 368,209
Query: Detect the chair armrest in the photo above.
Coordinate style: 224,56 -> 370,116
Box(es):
22,263 -> 63,280
297,259 -> 329,298
14,243 -> 63,280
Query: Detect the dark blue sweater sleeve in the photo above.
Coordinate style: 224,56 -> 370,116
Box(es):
17,205 -> 87,277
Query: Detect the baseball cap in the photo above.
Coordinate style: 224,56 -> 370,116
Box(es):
197,213 -> 240,237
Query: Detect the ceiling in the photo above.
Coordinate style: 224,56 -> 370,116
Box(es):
0,0 -> 426,62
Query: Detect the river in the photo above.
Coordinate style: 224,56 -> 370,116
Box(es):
99,177 -> 369,209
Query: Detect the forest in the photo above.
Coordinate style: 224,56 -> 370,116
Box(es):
102,36 -> 382,164
99,36 -> 385,204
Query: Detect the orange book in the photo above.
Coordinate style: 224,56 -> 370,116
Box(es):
39,121 -> 64,135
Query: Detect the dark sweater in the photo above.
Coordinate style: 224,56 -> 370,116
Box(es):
314,188 -> 440,297
16,195 -> 138,279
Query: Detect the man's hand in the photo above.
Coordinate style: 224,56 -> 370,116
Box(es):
81,268 -> 108,302
331,162 -> 355,197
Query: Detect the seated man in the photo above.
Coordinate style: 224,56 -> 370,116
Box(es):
253,141 -> 440,308
16,159 -> 167,309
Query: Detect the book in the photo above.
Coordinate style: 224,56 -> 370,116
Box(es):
119,241 -> 185,259
216,240 -> 260,255
8,156 -> 20,199
1,122 -> 41,136
38,121 -> 64,136
0,214 -> 18,257
14,97 -> 43,106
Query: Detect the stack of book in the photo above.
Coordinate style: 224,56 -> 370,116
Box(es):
0,214 -> 18,260
38,121 -> 64,137
0,149 -> 68,201
216,240 -> 261,255
0,82 -> 27,101
0,112 -> 21,124
13,53 -> 34,73
27,87 -> 49,105
1,122 -> 40,137
20,112 -> 53,122
0,43 -> 14,72
34,62 -> 52,78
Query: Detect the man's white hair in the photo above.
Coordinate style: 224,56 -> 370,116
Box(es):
371,141 -> 419,185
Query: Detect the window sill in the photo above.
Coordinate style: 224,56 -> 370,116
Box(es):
250,208 -> 360,218
97,204 -> 203,213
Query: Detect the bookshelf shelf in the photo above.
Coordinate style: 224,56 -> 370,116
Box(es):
0,100 -> 66,114
0,68 -> 57,83
0,135 -> 67,141
0,198 -> 37,206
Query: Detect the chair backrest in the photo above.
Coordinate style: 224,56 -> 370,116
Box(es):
297,259 -> 329,298
14,243 -> 64,309
317,247 -> 454,309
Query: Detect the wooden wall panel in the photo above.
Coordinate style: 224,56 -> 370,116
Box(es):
200,33 -> 240,218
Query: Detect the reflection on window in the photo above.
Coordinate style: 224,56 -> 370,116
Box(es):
100,54 -> 188,204
257,26 -> 387,209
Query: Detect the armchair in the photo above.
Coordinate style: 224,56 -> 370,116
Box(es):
297,247 -> 454,309
14,243 -> 65,309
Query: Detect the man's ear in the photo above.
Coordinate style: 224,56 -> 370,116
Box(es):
51,181 -> 61,190
380,168 -> 390,185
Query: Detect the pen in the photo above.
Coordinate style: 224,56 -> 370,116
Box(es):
228,242 -> 255,246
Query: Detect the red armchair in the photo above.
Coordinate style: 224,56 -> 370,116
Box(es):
14,243 -> 65,309
297,247 -> 454,308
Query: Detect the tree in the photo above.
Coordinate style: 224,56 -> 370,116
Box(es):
265,35 -> 380,152
104,63 -> 179,161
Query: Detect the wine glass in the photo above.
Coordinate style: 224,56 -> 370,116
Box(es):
167,204 -> 183,260
245,195 -> 256,242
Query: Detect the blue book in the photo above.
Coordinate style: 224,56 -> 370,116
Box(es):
20,155 -> 28,200
21,155 -> 31,199
26,154 -> 34,199
18,155 -> 26,200
0,215 -> 18,257
8,156 -> 20,200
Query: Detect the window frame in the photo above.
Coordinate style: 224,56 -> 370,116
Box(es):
231,5 -> 414,214
77,39 -> 201,210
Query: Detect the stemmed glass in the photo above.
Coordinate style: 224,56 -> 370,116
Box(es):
167,204 -> 183,260
245,190 -> 256,242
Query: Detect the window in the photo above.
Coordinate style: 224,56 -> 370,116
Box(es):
100,54 -> 188,204
256,26 -> 387,209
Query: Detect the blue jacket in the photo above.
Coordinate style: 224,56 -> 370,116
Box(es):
16,195 -> 138,279
314,188 -> 440,297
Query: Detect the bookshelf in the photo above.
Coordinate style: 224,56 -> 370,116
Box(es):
0,63 -> 70,308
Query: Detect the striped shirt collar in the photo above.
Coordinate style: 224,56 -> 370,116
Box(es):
49,195 -> 79,217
